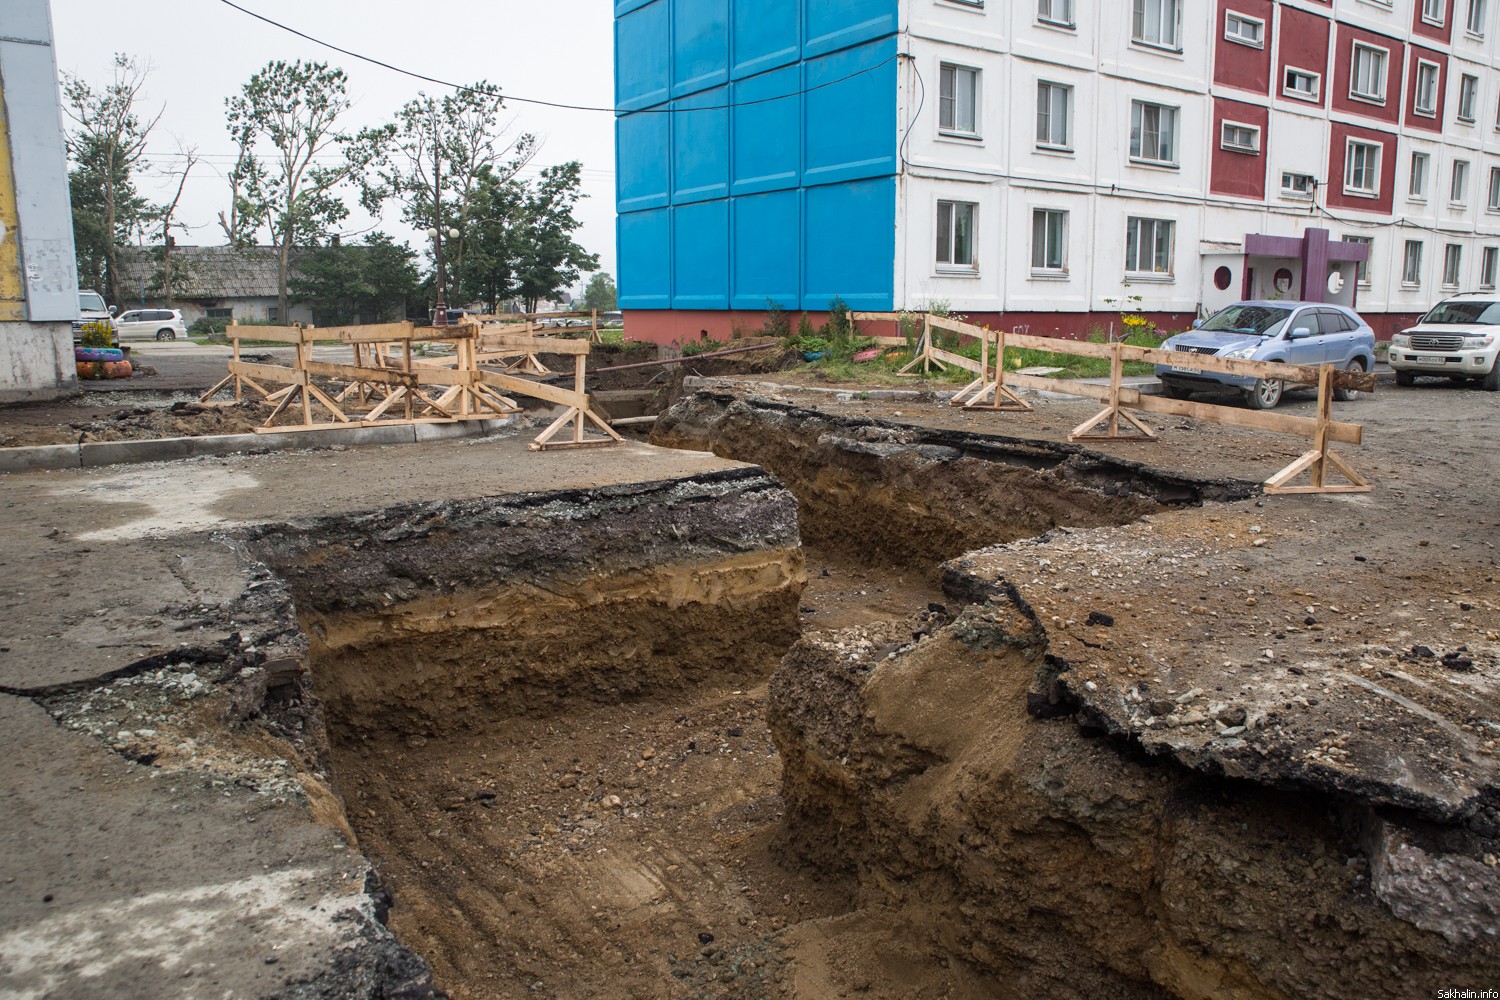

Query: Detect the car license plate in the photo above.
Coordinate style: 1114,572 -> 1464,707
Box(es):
1416,355 -> 1444,364
1170,365 -> 1199,374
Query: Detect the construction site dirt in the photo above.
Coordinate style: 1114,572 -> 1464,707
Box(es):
0,357 -> 1495,999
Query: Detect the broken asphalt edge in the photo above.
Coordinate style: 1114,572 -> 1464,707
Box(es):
0,417 -> 518,474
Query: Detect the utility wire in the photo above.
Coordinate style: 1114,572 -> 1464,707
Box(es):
216,0 -> 896,115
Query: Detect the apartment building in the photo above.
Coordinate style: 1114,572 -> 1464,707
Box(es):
613,0 -> 1500,341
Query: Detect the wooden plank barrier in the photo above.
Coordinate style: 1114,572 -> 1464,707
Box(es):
199,322 -> 622,451
844,312 -> 1371,495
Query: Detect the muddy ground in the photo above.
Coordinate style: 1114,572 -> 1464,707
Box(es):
2,347 -> 1496,998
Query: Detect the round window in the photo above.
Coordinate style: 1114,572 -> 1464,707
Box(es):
1213,266 -> 1233,291
1273,267 -> 1294,294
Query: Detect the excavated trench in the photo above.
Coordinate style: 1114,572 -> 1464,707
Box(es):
193,389 -> 1491,998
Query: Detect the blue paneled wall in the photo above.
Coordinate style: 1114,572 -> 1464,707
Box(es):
614,0 -> 897,312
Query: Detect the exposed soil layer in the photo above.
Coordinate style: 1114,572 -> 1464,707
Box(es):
652,390 -> 1253,570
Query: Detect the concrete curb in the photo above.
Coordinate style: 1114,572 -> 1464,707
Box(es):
0,418 -> 516,475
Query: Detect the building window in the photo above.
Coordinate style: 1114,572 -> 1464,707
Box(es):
1130,101 -> 1178,165
1414,61 -> 1440,116
1422,0 -> 1446,25
1036,82 -> 1073,149
1410,152 -> 1429,199
1037,0 -> 1075,27
1452,160 -> 1470,204
1132,0 -> 1182,51
1489,166 -> 1500,210
206,307 -> 234,320
1481,246 -> 1498,289
1031,209 -> 1068,272
1344,139 -> 1381,196
1458,74 -> 1479,122
1124,216 -> 1174,275
1468,0 -> 1489,35
1283,68 -> 1321,102
1224,11 -> 1264,47
1443,244 -> 1463,287
1281,172 -> 1316,199
1403,240 -> 1424,285
1350,44 -> 1388,104
936,201 -> 977,271
1220,121 -> 1260,153
939,64 -> 980,137
1343,235 -> 1373,285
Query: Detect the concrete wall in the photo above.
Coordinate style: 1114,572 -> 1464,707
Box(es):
0,0 -> 78,398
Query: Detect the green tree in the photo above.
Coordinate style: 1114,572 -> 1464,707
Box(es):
454,165 -> 523,314
291,233 -> 421,326
512,162 -> 599,314
354,84 -> 535,307
63,54 -> 161,304
225,60 -> 365,322
580,272 -> 617,312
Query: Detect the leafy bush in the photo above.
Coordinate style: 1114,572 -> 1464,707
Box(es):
680,337 -> 728,356
189,316 -> 229,338
79,320 -> 114,349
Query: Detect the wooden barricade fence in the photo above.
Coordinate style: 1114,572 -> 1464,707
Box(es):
199,321 -> 623,451
847,311 -> 1373,495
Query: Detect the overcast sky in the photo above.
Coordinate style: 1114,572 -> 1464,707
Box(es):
48,0 -> 619,288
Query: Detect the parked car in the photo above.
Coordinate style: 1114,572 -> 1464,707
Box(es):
1387,293 -> 1500,391
1155,301 -> 1377,409
115,308 -> 188,341
73,289 -> 118,345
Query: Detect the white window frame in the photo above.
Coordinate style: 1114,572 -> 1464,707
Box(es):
1442,244 -> 1463,288
1344,139 -> 1381,197
1220,121 -> 1260,154
1031,208 -> 1069,273
1124,216 -> 1175,276
1457,74 -> 1479,123
1410,151 -> 1430,200
1129,100 -> 1179,167
1343,235 -> 1374,286
1283,67 -> 1321,103
1281,172 -> 1316,200
1452,160 -> 1471,205
1037,0 -> 1075,28
1488,166 -> 1500,212
1468,0 -> 1489,36
1422,0 -> 1446,26
1036,81 -> 1073,151
1413,60 -> 1440,117
1349,43 -> 1388,105
1403,240 -> 1424,286
936,200 -> 978,272
938,63 -> 981,138
1224,11 -> 1265,47
1481,246 -> 1498,289
1131,0 -> 1183,52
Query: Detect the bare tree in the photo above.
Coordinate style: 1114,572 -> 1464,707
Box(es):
62,54 -> 163,305
151,143 -> 199,299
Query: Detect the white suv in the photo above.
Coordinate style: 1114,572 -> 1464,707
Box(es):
1389,294 -> 1500,391
116,308 -> 188,341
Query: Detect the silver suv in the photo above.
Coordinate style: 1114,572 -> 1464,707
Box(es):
1389,294 -> 1500,391
116,308 -> 188,341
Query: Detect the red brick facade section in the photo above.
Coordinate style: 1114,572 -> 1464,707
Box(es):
1411,0 -> 1455,44
1326,122 -> 1398,215
1275,5 -> 1331,108
1210,97 -> 1269,199
1404,45 -> 1448,132
1214,0 -> 1275,94
1331,24 -> 1405,126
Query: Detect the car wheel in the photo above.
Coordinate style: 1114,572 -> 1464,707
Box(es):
1484,358 -> 1500,392
1164,385 -> 1194,400
1333,358 -> 1366,402
1243,378 -> 1283,410
1395,370 -> 1415,387
155,329 -> 176,341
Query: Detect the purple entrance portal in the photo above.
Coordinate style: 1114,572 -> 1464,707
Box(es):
1242,228 -> 1369,305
